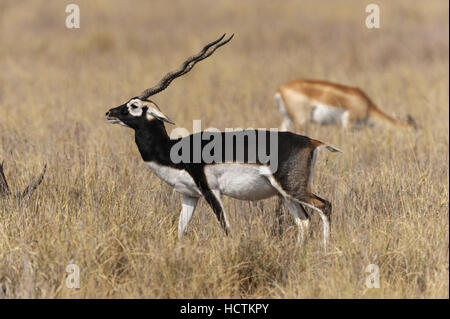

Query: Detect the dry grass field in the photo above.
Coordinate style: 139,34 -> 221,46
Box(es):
0,0 -> 448,298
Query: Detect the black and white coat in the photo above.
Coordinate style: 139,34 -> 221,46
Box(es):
106,98 -> 341,247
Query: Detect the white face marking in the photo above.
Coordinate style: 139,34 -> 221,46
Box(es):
125,98 -> 174,124
127,98 -> 144,117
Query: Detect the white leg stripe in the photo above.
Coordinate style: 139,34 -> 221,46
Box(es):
292,199 -> 329,249
266,174 -> 329,249
178,194 -> 199,241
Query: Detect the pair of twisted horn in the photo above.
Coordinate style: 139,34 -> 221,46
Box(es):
138,33 -> 234,100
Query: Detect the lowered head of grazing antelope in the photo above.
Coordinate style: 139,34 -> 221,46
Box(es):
106,34 -> 342,249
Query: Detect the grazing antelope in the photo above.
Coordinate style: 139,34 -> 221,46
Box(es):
275,79 -> 419,133
105,35 -> 342,247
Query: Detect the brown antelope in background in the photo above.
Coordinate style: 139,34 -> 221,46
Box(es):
275,79 -> 420,133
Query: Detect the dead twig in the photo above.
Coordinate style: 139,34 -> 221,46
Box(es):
0,161 -> 47,202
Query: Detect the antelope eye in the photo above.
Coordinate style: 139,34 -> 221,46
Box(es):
131,104 -> 138,109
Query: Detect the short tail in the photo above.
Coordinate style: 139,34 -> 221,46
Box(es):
307,140 -> 342,187
321,144 -> 343,153
310,139 -> 343,154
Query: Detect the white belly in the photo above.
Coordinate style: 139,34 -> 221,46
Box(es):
205,164 -> 277,200
311,104 -> 349,126
145,162 -> 201,197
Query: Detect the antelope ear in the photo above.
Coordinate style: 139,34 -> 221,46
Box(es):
146,107 -> 175,125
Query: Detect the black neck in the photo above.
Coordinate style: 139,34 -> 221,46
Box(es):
134,120 -> 174,165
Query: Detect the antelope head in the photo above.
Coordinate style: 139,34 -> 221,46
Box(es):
106,34 -> 234,130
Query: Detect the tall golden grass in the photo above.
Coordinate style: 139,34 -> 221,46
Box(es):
0,0 -> 448,298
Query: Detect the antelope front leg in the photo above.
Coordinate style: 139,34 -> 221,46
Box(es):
178,194 -> 199,241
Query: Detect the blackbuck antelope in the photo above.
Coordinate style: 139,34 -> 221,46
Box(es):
105,35 -> 342,247
275,79 -> 420,133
